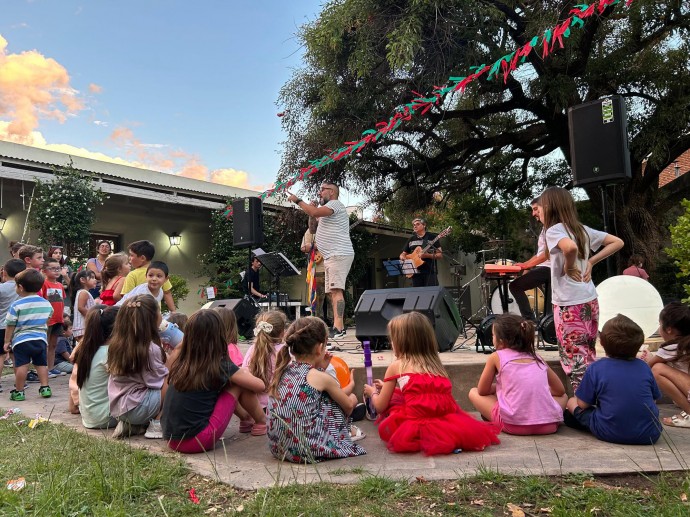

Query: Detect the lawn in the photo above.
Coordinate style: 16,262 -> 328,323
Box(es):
0,413 -> 688,516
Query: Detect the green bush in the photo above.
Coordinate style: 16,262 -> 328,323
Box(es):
168,273 -> 190,307
667,198 -> 690,302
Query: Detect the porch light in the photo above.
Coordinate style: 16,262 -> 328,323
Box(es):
169,232 -> 181,247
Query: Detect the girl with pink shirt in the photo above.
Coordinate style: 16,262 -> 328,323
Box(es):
469,314 -> 567,435
241,311 -> 287,433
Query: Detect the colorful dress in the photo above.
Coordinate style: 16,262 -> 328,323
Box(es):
99,276 -> 123,306
378,373 -> 501,456
267,362 -> 366,463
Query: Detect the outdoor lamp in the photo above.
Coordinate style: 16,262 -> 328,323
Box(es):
169,232 -> 181,247
0,214 -> 5,232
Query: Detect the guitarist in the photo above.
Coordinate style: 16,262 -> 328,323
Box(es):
400,218 -> 443,287
288,183 -> 354,339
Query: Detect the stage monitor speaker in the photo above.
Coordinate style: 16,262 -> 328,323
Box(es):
232,197 -> 264,248
354,286 -> 462,352
201,298 -> 258,338
568,96 -> 631,188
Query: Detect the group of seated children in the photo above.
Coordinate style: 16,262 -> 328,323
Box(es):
4,239 -> 690,460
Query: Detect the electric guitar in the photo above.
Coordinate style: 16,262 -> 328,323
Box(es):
405,226 -> 452,278
313,218 -> 364,264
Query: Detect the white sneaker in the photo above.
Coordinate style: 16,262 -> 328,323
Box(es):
144,419 -> 163,439
112,420 -> 129,439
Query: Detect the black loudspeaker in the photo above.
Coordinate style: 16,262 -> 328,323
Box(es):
354,286 -> 462,352
232,198 -> 264,248
203,298 -> 258,338
568,96 -> 631,187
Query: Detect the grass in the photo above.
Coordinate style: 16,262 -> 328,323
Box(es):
0,412 -> 689,516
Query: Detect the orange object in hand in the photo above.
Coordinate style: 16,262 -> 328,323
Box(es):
330,356 -> 350,388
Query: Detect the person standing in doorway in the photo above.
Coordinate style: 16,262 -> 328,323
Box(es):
288,184 -> 353,339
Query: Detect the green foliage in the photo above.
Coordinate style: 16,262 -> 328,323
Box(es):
197,201 -> 307,300
278,0 -> 690,272
167,273 -> 190,307
29,163 -> 104,260
667,199 -> 690,301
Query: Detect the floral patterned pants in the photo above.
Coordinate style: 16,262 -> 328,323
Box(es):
553,299 -> 599,391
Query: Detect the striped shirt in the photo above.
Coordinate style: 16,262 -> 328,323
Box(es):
5,294 -> 54,348
315,200 -> 354,259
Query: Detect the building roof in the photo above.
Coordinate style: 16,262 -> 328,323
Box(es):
0,140 -> 288,209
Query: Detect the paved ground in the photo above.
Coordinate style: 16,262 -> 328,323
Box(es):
1,330 -> 682,491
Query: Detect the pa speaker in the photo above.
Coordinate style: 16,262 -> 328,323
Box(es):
568,96 -> 631,188
354,286 -> 462,352
201,298 -> 258,338
233,197 -> 264,248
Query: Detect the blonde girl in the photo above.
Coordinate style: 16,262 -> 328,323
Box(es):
363,312 -> 500,455
469,314 -> 567,435
99,253 -> 130,306
242,310 -> 287,408
541,186 -> 623,390
162,310 -> 267,452
267,316 -> 365,462
107,294 -> 168,439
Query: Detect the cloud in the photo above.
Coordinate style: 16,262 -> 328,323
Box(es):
0,33 -> 85,141
10,23 -> 30,29
89,83 -> 103,94
93,120 -> 108,127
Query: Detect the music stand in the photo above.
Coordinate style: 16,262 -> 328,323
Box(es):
252,249 -> 300,314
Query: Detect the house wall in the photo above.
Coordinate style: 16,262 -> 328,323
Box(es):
0,177 -> 212,315
658,151 -> 690,187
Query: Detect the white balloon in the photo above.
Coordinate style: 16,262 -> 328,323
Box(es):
596,275 -> 663,338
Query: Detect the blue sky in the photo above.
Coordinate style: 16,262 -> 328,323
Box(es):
0,0 -> 325,190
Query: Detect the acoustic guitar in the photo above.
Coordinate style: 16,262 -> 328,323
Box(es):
405,226 -> 452,278
313,218 -> 364,264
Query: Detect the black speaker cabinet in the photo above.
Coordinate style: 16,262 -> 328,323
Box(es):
354,286 -> 462,352
232,197 -> 264,248
568,96 -> 631,187
203,298 -> 258,338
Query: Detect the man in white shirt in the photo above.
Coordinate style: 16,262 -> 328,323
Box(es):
288,183 -> 354,339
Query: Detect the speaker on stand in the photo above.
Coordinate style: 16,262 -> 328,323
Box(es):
233,198 -> 264,248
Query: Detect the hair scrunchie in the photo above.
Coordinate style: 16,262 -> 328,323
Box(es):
254,321 -> 274,336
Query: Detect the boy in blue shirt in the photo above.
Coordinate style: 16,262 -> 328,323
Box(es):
3,268 -> 54,401
565,314 -> 661,444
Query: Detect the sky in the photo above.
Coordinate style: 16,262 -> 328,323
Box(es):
0,0 -> 328,194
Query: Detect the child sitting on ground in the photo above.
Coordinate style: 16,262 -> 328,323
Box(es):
53,318 -> 74,374
242,311 -> 287,428
565,314 -> 661,444
268,316 -> 366,462
166,312 -> 188,332
3,269 -> 54,401
120,240 -> 175,312
363,312 -> 501,455
108,294 -> 168,439
162,309 -> 267,453
645,302 -> 690,428
214,306 -> 243,366
468,314 -> 567,435
73,305 -> 120,429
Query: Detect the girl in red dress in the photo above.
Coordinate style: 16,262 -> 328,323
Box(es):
363,312 -> 501,455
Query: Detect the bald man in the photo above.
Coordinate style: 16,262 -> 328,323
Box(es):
288,184 -> 354,339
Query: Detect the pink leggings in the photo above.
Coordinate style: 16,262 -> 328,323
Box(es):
168,391 -> 237,453
491,402 -> 559,436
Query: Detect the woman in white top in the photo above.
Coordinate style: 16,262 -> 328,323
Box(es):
541,187 -> 623,390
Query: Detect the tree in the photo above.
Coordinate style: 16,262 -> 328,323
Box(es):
667,198 -> 690,302
29,163 -> 104,259
278,0 -> 690,271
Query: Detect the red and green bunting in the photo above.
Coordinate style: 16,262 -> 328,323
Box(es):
224,0 -> 635,218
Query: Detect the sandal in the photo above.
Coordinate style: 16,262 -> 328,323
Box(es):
663,411 -> 690,428
251,423 -> 267,436
350,425 -> 366,442
239,420 -> 254,433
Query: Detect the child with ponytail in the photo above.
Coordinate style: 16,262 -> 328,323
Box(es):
469,314 -> 567,435
268,316 -> 366,463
